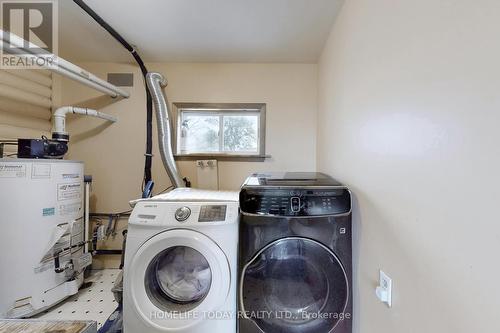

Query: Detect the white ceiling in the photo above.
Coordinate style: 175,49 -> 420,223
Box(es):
58,0 -> 343,63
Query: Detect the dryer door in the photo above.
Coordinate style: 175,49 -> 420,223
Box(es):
240,237 -> 349,333
129,229 -> 230,330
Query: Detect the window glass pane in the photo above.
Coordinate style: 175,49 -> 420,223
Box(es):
180,114 -> 220,153
176,105 -> 264,156
223,115 -> 259,153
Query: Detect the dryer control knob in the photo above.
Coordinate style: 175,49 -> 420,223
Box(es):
175,206 -> 191,222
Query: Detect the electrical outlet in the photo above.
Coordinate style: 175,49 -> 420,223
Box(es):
375,270 -> 392,307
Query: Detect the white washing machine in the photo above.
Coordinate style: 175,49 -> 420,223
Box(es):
123,188 -> 239,333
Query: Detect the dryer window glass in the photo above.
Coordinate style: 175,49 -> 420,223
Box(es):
241,238 -> 348,333
145,246 -> 212,312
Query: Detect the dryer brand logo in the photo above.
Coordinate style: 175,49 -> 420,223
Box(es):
1,0 -> 58,69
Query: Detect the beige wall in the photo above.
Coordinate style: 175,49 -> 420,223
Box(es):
62,63 -> 317,213
0,70 -> 56,153
318,0 -> 500,332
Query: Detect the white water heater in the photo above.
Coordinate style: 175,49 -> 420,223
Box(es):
0,159 -> 91,318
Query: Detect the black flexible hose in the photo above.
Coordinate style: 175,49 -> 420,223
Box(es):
72,0 -> 153,189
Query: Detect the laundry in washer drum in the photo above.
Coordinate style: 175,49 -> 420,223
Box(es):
156,247 -> 212,303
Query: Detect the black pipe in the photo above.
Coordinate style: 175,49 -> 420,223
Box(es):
94,250 -> 122,255
53,241 -> 88,273
54,254 -> 63,273
72,0 -> 153,189
120,229 -> 128,269
89,213 -> 131,218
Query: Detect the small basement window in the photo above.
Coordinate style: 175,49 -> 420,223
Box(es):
173,103 -> 266,160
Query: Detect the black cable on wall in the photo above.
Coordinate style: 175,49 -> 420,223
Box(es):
72,0 -> 153,190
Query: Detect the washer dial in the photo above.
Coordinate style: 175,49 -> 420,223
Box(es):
175,206 -> 191,222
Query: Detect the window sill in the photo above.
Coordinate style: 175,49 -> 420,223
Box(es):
174,154 -> 271,162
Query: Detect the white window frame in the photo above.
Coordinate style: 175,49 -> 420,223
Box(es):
172,103 -> 266,160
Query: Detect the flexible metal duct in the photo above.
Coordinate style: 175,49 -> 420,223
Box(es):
146,72 -> 185,188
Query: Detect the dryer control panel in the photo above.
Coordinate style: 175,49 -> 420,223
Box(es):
239,188 -> 351,217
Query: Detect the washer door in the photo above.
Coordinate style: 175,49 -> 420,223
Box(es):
130,229 -> 230,330
240,237 -> 349,333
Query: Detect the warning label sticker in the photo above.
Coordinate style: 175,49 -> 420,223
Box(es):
32,163 -> 51,179
0,164 -> 26,178
59,202 -> 81,216
62,173 -> 80,180
57,183 -> 81,201
42,207 -> 55,216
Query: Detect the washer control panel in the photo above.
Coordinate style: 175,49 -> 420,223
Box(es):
130,201 -> 239,226
240,188 -> 351,216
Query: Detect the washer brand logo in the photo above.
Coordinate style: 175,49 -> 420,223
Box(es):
0,0 -> 58,69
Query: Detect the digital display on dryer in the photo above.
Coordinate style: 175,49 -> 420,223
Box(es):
198,205 -> 227,222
